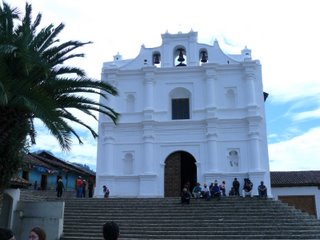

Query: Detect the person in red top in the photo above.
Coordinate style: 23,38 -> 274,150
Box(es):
76,176 -> 83,198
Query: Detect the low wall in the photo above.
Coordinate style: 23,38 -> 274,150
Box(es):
13,201 -> 64,240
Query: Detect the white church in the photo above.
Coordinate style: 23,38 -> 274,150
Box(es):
95,30 -> 271,198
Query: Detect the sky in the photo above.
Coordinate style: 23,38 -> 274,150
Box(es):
8,0 -> 320,172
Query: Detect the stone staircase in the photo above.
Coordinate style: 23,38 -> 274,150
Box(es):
60,197 -> 320,240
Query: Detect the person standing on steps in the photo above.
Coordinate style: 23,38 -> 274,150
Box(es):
76,176 -> 83,198
56,178 -> 64,198
103,221 -> 120,240
232,177 -> 240,196
88,178 -> 94,198
82,179 -> 87,198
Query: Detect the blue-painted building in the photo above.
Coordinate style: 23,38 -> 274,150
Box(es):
19,151 -> 95,191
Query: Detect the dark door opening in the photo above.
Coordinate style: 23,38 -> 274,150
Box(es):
40,174 -> 47,190
164,151 -> 197,197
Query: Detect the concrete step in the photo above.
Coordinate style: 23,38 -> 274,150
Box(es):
61,197 -> 320,239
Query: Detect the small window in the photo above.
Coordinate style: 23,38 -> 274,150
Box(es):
172,98 -> 190,120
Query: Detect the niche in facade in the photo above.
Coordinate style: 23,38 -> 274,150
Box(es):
123,152 -> 134,175
126,93 -> 135,112
228,149 -> 239,168
225,88 -> 236,108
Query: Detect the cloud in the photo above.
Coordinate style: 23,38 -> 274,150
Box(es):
269,127 -> 320,171
292,108 -> 320,122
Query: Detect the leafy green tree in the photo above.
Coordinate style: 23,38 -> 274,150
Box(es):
0,2 -> 119,189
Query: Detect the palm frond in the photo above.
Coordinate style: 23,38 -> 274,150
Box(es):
1,2 -> 119,152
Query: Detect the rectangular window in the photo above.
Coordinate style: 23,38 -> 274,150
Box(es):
172,98 -> 190,120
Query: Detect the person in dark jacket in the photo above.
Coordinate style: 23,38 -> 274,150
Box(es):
103,221 -> 119,240
88,178 -> 94,198
0,228 -> 15,240
56,178 -> 64,198
232,177 -> 240,196
181,187 -> 191,204
258,181 -> 267,199
82,180 -> 87,198
211,182 -> 221,200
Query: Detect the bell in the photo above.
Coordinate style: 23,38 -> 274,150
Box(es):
153,54 -> 160,64
200,51 -> 207,63
177,49 -> 185,62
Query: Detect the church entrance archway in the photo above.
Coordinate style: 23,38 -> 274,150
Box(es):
164,151 -> 197,197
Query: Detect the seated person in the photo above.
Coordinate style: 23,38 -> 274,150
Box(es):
103,185 -> 110,198
258,181 -> 267,199
211,182 -> 221,200
242,178 -> 253,198
201,183 -> 210,200
181,187 -> 191,204
192,182 -> 202,199
209,183 -> 214,195
229,187 -> 237,196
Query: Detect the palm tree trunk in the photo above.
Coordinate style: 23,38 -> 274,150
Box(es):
0,107 -> 29,190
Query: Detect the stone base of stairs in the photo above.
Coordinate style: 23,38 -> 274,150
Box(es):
60,197 -> 320,240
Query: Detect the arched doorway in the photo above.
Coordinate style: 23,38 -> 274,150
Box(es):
164,151 -> 197,197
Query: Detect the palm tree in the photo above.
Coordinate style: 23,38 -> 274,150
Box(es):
0,2 -> 119,189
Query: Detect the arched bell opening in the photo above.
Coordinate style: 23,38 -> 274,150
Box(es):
173,47 -> 187,67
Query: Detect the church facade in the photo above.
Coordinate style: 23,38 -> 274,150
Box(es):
95,31 -> 271,197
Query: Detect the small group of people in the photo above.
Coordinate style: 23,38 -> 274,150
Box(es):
55,176 -> 94,198
0,226 -> 46,240
181,178 -> 268,203
229,177 -> 267,199
182,180 -> 225,204
189,180 -> 226,202
76,176 -> 95,198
